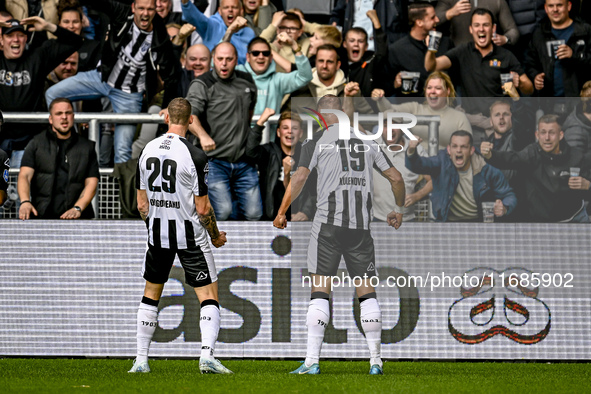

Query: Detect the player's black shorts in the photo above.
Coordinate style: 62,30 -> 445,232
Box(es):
142,242 -> 217,288
307,221 -> 377,278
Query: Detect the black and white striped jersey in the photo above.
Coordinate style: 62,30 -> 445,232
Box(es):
299,124 -> 393,230
107,23 -> 153,94
136,133 -> 209,249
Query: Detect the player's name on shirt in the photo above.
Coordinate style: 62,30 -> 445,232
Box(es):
339,176 -> 367,186
150,198 -> 180,209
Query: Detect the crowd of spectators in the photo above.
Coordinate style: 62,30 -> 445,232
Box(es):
0,0 -> 590,223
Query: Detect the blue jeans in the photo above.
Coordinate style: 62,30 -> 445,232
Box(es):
45,70 -> 143,164
569,205 -> 590,223
9,149 -> 24,169
208,158 -> 262,221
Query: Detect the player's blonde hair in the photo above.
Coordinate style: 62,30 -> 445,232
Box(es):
167,98 -> 192,126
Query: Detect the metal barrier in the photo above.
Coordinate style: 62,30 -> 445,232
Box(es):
1,167 -> 429,221
2,112 -> 438,221
1,168 -> 122,219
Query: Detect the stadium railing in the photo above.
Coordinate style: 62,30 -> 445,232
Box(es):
1,112 -> 440,220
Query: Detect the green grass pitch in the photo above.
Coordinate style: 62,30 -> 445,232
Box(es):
1,359 -> 590,393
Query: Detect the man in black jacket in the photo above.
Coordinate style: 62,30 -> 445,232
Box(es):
482,113 -> 591,222
17,98 -> 99,220
0,16 -> 83,167
525,0 -> 591,98
45,0 -> 181,165
341,10 -> 389,97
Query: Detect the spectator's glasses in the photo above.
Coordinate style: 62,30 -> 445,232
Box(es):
278,26 -> 300,33
250,50 -> 271,57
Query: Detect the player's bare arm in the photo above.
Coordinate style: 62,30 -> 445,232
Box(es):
273,166 -> 311,229
137,189 -> 149,222
195,195 -> 226,247
382,166 -> 405,229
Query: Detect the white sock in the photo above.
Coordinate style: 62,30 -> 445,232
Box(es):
305,298 -> 330,367
200,304 -> 220,359
360,298 -> 382,367
136,302 -> 158,363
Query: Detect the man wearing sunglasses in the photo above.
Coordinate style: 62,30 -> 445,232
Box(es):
237,37 -> 312,117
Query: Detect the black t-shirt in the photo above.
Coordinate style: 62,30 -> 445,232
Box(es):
446,43 -> 524,113
0,27 -> 83,141
0,148 -> 9,193
389,33 -> 454,97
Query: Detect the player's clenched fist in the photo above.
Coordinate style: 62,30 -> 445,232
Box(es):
211,231 -> 227,248
273,214 -> 287,229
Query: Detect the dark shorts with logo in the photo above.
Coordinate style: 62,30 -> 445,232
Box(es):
308,221 -> 377,278
142,243 -> 216,288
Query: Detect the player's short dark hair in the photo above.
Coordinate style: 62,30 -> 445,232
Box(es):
471,8 -> 496,25
317,95 -> 342,111
409,2 -> 433,26
168,98 -> 192,126
49,97 -> 73,113
316,44 -> 340,61
345,27 -> 368,43
281,12 -> 303,29
450,130 -> 473,146
247,36 -> 271,52
538,114 -> 561,128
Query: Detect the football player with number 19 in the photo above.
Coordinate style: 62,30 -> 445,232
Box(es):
274,95 -> 406,375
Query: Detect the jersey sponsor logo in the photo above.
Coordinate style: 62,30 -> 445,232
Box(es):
367,262 -> 375,271
196,271 -> 208,281
159,139 -> 172,150
2,169 -> 7,183
149,199 -> 180,209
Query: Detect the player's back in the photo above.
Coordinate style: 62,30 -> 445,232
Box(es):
300,124 -> 393,230
137,133 -> 209,249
